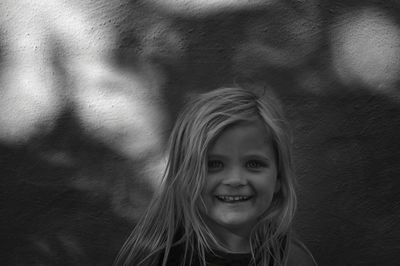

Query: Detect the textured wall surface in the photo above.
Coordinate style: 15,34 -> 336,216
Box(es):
0,0 -> 399,265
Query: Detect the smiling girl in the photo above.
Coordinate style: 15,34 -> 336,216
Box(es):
115,87 -> 316,265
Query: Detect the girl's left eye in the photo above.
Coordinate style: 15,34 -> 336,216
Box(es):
246,160 -> 266,169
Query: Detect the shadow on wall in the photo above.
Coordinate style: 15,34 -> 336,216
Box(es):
0,0 -> 399,265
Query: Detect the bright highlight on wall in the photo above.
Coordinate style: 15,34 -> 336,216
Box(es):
147,0 -> 275,16
0,0 -> 168,189
331,8 -> 400,94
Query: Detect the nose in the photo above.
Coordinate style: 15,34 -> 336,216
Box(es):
222,166 -> 247,187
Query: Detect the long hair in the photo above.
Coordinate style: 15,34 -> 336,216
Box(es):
114,87 -> 297,266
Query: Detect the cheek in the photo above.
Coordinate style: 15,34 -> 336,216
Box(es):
257,175 -> 278,198
203,174 -> 219,193
201,179 -> 215,203
261,179 -> 280,210
274,178 -> 281,194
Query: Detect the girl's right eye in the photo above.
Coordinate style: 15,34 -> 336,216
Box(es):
207,160 -> 223,171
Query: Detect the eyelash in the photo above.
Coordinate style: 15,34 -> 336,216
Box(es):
246,160 -> 267,169
207,160 -> 223,170
207,160 -> 267,171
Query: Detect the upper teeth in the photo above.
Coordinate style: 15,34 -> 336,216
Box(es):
216,196 -> 250,201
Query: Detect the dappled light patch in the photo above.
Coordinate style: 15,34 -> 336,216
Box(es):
146,0 -> 276,16
71,64 -> 166,157
0,65 -> 62,143
331,7 -> 400,96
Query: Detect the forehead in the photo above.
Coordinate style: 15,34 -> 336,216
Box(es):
208,119 -> 273,153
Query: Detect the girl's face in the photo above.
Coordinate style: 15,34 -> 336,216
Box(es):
201,119 -> 279,242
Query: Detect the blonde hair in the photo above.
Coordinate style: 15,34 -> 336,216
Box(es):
115,87 -> 297,266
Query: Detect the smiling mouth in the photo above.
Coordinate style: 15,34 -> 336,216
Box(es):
215,195 -> 253,203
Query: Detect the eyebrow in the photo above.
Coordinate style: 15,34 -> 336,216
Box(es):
207,153 -> 271,162
207,154 -> 227,159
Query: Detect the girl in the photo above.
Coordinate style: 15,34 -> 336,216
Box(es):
115,87 -> 316,266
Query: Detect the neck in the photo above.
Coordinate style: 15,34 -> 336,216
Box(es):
205,220 -> 252,253
218,231 -> 250,253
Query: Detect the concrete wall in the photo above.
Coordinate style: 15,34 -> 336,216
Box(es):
1,0 -> 399,265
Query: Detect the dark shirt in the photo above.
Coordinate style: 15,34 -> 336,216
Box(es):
159,244 -> 264,266
157,236 -> 316,266
158,239 -> 317,266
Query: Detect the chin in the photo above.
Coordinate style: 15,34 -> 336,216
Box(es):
216,216 -> 255,230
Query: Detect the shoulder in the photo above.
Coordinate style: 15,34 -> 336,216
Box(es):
287,238 -> 318,266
